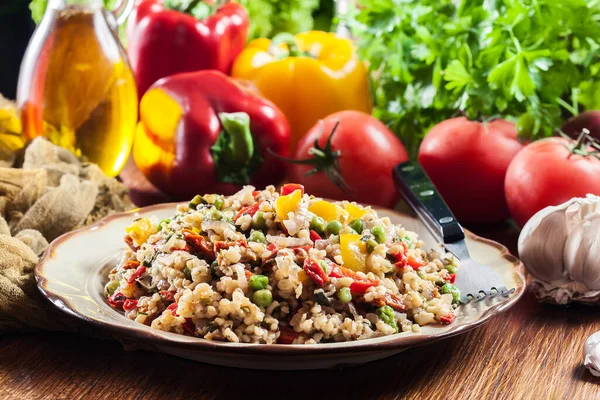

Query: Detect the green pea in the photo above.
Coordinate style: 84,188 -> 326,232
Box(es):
366,239 -> 378,253
249,274 -> 269,290
326,220 -> 343,236
183,266 -> 192,281
318,260 -> 330,275
337,287 -> 352,303
210,208 -> 223,220
189,195 -> 206,210
309,216 -> 327,235
252,211 -> 266,230
441,283 -> 461,304
214,195 -> 224,210
371,226 -> 387,244
249,230 -> 267,244
446,264 -> 458,274
349,219 -> 363,233
157,218 -> 171,231
252,289 -> 273,307
376,305 -> 399,332
104,280 -> 120,296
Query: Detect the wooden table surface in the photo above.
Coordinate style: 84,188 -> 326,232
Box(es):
1,160 -> 599,400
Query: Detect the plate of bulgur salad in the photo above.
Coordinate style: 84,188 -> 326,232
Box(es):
36,184 -> 525,369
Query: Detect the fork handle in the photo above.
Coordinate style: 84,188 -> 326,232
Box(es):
393,161 -> 465,244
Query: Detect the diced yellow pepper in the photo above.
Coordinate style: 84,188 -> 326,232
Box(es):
297,270 -> 310,285
308,200 -> 349,223
340,233 -> 368,272
125,217 -> 157,245
275,189 -> 302,220
345,203 -> 367,220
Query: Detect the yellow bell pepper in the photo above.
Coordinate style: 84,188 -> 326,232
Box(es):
345,203 -> 368,220
125,217 -> 157,245
275,189 -> 303,220
231,31 -> 372,150
309,200 -> 349,223
340,233 -> 368,273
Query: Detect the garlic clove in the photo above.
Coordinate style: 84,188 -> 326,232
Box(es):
518,205 -> 568,282
584,331 -> 600,377
565,213 -> 600,290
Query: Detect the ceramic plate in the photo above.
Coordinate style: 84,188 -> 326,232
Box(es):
35,203 -> 525,370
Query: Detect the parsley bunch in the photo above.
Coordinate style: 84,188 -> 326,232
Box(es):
349,0 -> 600,156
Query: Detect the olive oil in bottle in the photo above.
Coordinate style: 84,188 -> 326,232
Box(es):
17,0 -> 137,177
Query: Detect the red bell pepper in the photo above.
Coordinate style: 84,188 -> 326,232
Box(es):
133,70 -> 291,198
445,273 -> 456,284
235,202 -> 262,221
309,230 -> 322,242
303,258 -> 328,287
440,313 -> 456,324
127,266 -> 147,284
123,299 -> 139,311
329,265 -> 380,294
280,183 -> 304,196
127,0 -> 249,96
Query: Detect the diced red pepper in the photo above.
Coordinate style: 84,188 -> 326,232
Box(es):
214,239 -> 248,253
182,229 -> 215,257
440,313 -> 456,324
291,244 -> 313,252
127,266 -> 147,284
160,290 -> 176,301
445,273 -> 456,283
329,265 -> 358,279
266,243 -> 279,252
107,292 -> 127,309
391,242 -> 409,269
309,230 -> 322,241
123,299 -> 138,311
280,183 -> 304,196
245,270 -> 253,280
122,260 -> 140,270
329,265 -> 379,293
183,318 -> 195,334
349,280 -> 379,294
166,302 -> 179,316
407,255 -> 428,270
235,202 -> 262,221
393,253 -> 408,269
303,258 -> 328,287
277,326 -> 301,344
252,190 -> 261,198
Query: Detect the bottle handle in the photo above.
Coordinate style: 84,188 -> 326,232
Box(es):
111,0 -> 135,25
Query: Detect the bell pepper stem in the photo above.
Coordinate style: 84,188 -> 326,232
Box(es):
218,112 -> 254,166
268,32 -> 303,58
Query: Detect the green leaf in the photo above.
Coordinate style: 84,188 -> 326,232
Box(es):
444,60 -> 472,92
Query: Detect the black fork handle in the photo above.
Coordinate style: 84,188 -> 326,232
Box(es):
393,161 -> 465,244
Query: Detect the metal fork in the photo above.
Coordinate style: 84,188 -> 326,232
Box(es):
393,161 -> 513,304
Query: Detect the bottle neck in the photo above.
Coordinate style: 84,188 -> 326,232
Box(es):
49,0 -> 103,8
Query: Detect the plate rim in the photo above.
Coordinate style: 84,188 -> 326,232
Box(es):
35,202 -> 526,356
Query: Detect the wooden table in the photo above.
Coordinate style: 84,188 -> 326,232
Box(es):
1,161 -> 599,399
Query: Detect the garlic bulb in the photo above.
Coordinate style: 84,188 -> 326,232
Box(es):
518,195 -> 600,304
585,331 -> 600,377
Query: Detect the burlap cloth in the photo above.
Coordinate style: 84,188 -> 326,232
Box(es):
0,137 -> 135,339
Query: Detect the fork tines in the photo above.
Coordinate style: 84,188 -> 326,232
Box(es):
460,286 -> 515,304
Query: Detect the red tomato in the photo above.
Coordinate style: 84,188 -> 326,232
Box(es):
288,111 -> 409,208
505,137 -> 600,226
418,117 -> 524,223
